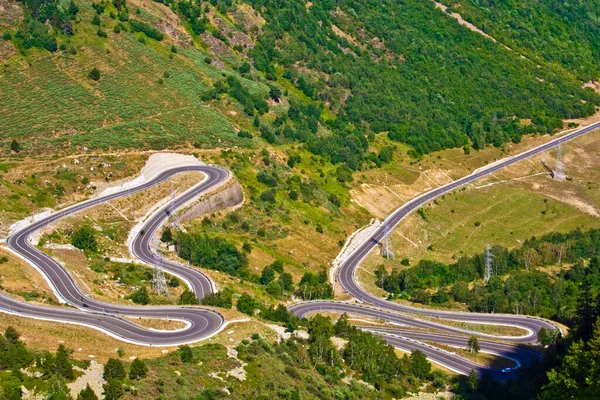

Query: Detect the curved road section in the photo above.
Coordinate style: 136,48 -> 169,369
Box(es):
0,121 -> 597,369
291,120 -> 600,377
3,165 -> 231,346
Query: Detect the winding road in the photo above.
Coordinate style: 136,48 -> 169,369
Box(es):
1,120 -> 599,376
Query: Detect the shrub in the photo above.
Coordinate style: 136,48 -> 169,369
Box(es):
71,226 -> 98,252
103,358 -> 125,381
127,287 -> 149,305
129,19 -> 163,41
88,68 -> 101,81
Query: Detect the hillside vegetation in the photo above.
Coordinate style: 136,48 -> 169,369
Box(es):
1,0 -> 599,161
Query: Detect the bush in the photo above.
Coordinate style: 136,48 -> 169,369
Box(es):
237,130 -> 253,139
129,358 -> 148,380
236,293 -> 258,315
259,189 -> 276,203
88,67 -> 101,81
178,345 -> 193,363
201,289 -> 233,308
127,287 -> 149,305
97,29 -> 107,38
178,289 -> 198,305
10,139 -> 21,153
104,358 -> 125,381
71,226 -> 98,252
129,19 -> 163,41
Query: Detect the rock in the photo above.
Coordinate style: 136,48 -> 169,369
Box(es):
174,371 -> 181,376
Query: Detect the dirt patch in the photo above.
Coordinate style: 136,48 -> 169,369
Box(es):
68,360 -> 104,400
583,81 -> 600,95
123,317 -> 188,331
0,247 -> 57,302
433,2 -> 497,43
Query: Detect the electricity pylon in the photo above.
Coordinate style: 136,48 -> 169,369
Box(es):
553,144 -> 566,181
381,219 -> 395,260
151,253 -> 169,296
484,243 -> 494,282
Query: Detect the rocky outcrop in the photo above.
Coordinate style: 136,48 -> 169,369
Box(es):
179,176 -> 244,222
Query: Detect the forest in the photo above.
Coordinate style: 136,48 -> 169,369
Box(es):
247,0 -> 599,157
438,0 -> 600,82
376,228 -> 600,324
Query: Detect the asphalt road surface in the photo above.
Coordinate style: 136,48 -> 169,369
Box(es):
1,120 -> 598,372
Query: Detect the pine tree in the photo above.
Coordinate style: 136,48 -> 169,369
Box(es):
55,344 -> 74,380
46,377 -> 71,400
103,358 -> 126,381
128,358 -> 148,380
467,369 -> 478,391
77,384 -> 98,400
103,379 -> 124,400
575,280 -> 596,342
334,313 -> 351,338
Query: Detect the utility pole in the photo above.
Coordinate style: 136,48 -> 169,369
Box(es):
484,243 -> 493,282
381,219 -> 394,260
553,144 -> 566,181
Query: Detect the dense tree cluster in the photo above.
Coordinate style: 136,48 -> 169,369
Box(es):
13,0 -> 79,51
295,270 -> 334,300
175,232 -> 248,276
376,228 -> 600,323
246,0 -> 599,157
439,0 -> 600,82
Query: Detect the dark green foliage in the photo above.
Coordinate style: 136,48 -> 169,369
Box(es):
277,272 -> 294,292
46,377 -> 71,400
259,188 -> 276,203
376,227 -> 600,323
409,350 -> 431,379
175,232 -> 248,276
127,286 -> 149,305
236,293 -> 258,315
71,226 -> 98,252
260,266 -> 275,285
160,227 -> 173,243
248,0 -> 598,157
129,358 -> 148,380
467,336 -> 480,354
10,139 -> 20,153
88,67 -> 101,81
0,327 -> 32,371
200,289 -> 233,308
55,344 -> 73,380
104,358 -> 126,381
14,20 -> 57,52
178,345 -> 193,363
295,270 -> 333,300
237,130 -> 253,139
178,289 -> 198,305
242,242 -> 252,253
103,379 -> 124,400
77,384 -> 99,400
129,19 -> 164,41
92,14 -> 101,25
